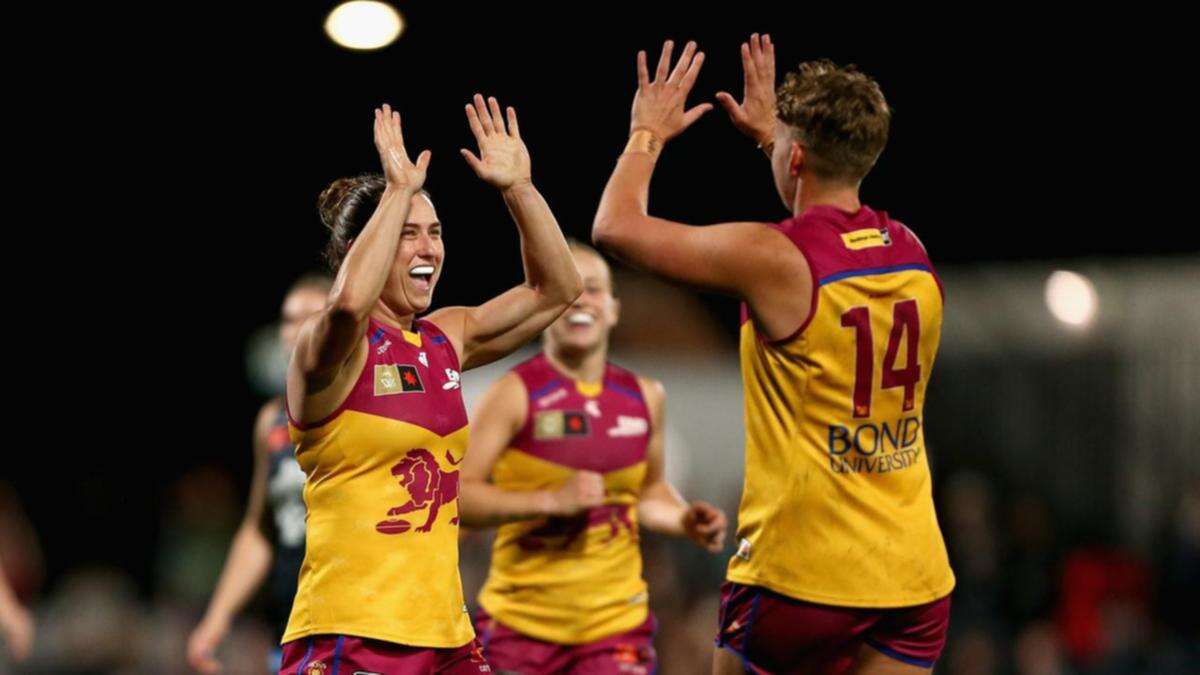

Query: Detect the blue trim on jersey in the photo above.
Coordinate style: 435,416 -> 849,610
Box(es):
819,263 -> 931,286
369,327 -> 387,345
431,335 -> 448,344
865,638 -> 936,668
331,635 -> 345,675
529,378 -> 564,401
606,380 -> 644,402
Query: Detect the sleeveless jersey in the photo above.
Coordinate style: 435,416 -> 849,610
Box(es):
283,317 -> 474,648
727,205 -> 956,608
478,353 -> 652,644
263,403 -> 306,638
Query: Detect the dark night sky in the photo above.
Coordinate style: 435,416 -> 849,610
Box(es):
12,4 -> 1186,593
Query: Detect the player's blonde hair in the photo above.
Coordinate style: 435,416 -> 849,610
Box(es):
776,60 -> 891,183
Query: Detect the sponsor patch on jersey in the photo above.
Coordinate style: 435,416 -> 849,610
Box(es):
607,415 -> 649,437
534,410 -> 590,439
841,227 -> 891,250
374,364 -> 424,395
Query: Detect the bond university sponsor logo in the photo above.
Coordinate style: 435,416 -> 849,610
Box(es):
534,410 -> 589,439
841,227 -> 892,251
827,416 -> 923,475
442,368 -> 461,390
606,415 -> 648,438
374,364 -> 424,395
375,339 -> 393,355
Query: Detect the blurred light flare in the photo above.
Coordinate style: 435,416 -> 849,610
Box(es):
1044,270 -> 1098,328
325,1 -> 403,51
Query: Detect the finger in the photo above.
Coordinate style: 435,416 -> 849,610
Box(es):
506,106 -> 520,138
681,102 -> 713,129
637,50 -> 649,87
763,33 -> 775,81
392,110 -> 405,149
668,40 -> 697,84
473,94 -> 494,135
750,32 -> 761,64
487,96 -> 506,135
460,148 -> 483,173
741,42 -> 759,89
680,50 -> 705,91
655,40 -> 674,82
415,149 -> 431,172
715,91 -> 743,117
464,103 -> 486,144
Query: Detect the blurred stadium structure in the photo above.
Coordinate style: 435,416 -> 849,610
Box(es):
2,258 -> 1196,673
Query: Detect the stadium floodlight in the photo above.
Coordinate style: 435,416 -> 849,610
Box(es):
1044,270 -> 1098,328
325,1 -> 403,51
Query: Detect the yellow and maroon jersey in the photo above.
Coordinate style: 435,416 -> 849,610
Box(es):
479,353 -> 651,644
283,317 -> 474,648
728,205 -> 955,608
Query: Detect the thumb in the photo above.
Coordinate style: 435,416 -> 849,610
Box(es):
459,148 -> 481,173
682,103 -> 714,129
715,91 -> 742,117
415,149 -> 432,172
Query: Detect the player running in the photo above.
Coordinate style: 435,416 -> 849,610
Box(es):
459,241 -> 727,675
187,274 -> 330,674
592,36 -> 955,674
280,98 -> 581,675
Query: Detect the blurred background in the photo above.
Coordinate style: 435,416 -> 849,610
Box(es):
5,2 -> 1197,674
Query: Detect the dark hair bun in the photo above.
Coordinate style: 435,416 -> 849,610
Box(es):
318,173 -> 386,269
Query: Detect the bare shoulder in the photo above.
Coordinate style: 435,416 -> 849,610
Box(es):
423,306 -> 468,361
636,375 -> 666,414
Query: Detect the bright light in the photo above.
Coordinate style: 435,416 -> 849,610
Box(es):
325,1 -> 403,51
1045,270 -> 1098,327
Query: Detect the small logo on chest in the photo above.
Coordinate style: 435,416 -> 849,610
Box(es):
374,364 -> 424,395
534,410 -> 590,439
606,415 -> 649,438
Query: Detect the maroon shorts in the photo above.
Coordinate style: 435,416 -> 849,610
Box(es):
716,582 -> 951,674
280,634 -> 491,675
475,608 -> 656,675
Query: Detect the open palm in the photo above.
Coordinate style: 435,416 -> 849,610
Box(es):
461,94 -> 531,189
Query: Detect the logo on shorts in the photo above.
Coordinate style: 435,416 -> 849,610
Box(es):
534,410 -> 589,439
306,662 -> 327,675
374,364 -> 424,395
353,672 -> 382,675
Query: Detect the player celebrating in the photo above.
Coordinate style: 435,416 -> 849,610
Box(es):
593,37 -> 954,674
187,274 -> 330,674
280,98 -> 581,674
459,241 -> 727,675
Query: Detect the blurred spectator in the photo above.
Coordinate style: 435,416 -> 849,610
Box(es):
154,467 -> 240,608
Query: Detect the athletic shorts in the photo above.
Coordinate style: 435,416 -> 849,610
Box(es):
280,634 -> 491,675
475,608 -> 656,674
715,581 -> 950,673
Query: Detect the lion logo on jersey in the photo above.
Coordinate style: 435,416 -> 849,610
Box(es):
375,448 -> 462,534
517,504 -> 634,551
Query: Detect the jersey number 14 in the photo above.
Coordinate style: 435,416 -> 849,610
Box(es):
840,299 -> 921,418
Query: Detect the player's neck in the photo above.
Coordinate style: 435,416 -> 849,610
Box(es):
371,302 -> 416,332
792,180 -> 861,218
545,343 -> 608,384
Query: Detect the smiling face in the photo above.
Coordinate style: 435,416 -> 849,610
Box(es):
380,192 -> 444,315
545,246 -> 619,356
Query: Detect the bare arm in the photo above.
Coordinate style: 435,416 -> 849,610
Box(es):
186,401 -> 279,673
458,373 -> 604,527
292,106 -> 431,402
635,378 -> 727,552
592,40 -> 810,341
0,554 -> 33,662
427,96 -> 582,371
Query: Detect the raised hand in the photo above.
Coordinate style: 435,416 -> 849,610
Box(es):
374,103 -> 431,193
682,500 -> 728,553
461,94 -> 532,190
715,33 -> 777,147
630,40 -> 713,142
